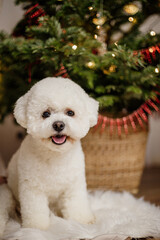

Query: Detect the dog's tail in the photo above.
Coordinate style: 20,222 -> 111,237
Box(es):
0,184 -> 15,237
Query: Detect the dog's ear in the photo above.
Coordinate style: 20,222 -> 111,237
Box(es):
14,91 -> 30,128
86,96 -> 99,127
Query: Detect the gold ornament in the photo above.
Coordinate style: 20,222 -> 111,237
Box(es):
93,12 -> 106,26
103,65 -> 117,75
123,3 -> 139,15
109,65 -> 117,72
103,69 -> 110,75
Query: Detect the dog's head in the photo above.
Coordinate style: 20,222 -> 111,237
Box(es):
14,77 -> 99,152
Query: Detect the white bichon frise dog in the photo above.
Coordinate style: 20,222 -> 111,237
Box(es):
0,77 -> 99,236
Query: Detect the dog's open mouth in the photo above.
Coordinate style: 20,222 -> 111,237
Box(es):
51,135 -> 67,145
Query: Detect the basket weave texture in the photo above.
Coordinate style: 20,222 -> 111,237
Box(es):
82,126 -> 148,194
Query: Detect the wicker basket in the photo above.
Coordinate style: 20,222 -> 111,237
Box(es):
82,125 -> 148,194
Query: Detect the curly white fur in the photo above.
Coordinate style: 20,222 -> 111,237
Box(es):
0,77 -> 99,236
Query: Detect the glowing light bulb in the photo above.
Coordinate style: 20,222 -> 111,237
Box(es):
96,25 -> 101,29
94,34 -> 98,39
112,53 -> 116,57
86,61 -> 96,69
155,68 -> 159,73
128,17 -> 134,22
150,31 -> 156,36
72,45 -> 77,50
149,48 -> 153,53
88,6 -> 93,11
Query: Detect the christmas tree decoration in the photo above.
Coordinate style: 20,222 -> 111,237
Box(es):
72,45 -> 77,50
102,65 -> 117,75
93,14 -> 106,26
95,94 -> 160,137
0,0 -> 160,129
54,64 -> 69,78
96,25 -> 101,29
88,6 -> 93,11
155,67 -> 159,73
102,69 -> 110,75
123,3 -> 140,15
128,17 -> 134,22
86,61 -> 96,69
150,30 -> 156,36
108,65 -> 117,73
25,3 -> 45,25
134,44 -> 160,64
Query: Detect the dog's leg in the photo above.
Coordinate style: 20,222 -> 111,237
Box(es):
61,185 -> 95,224
19,187 -> 50,230
0,184 -> 15,237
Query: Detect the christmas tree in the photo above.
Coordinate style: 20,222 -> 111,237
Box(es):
0,0 -> 160,126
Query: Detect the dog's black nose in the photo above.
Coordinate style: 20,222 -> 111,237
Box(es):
52,121 -> 65,132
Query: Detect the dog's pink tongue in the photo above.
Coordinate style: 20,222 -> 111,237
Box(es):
52,135 -> 66,144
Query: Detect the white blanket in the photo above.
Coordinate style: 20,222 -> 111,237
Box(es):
3,191 -> 160,240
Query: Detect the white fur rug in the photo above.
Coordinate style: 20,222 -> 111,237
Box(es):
3,191 -> 160,240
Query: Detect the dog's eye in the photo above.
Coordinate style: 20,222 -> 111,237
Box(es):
42,111 -> 51,119
66,110 -> 75,117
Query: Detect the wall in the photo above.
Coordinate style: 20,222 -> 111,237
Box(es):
0,0 -> 24,165
0,0 -> 23,33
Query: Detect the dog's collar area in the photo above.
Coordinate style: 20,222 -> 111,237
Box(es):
51,135 -> 67,145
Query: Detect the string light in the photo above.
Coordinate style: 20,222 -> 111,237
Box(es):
149,48 -> 153,53
88,6 -> 93,11
86,61 -> 96,69
155,68 -> 159,73
112,53 -> 116,57
96,25 -> 101,29
94,34 -> 98,39
150,30 -> 156,36
128,17 -> 134,22
72,45 -> 77,50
